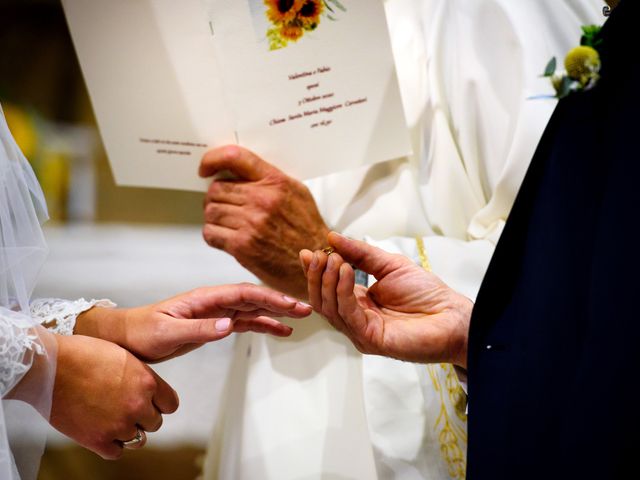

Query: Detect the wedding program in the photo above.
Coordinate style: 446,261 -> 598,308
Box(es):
62,0 -> 410,191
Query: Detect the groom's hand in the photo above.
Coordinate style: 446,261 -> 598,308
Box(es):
75,283 -> 312,362
199,145 -> 330,299
300,233 -> 472,367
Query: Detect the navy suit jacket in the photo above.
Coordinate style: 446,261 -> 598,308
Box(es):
467,2 -> 640,478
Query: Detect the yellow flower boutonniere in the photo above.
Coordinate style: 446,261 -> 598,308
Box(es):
542,25 -> 603,99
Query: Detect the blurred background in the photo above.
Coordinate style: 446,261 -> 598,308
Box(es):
1,0 -> 255,478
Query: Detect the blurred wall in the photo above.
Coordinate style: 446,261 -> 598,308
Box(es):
0,0 -> 205,225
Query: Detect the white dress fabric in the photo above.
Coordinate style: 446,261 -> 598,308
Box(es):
0,102 -> 111,479
204,2 -> 603,479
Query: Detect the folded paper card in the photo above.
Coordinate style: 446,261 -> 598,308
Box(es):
62,0 -> 410,191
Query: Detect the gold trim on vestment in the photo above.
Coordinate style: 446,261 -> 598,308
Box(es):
417,237 -> 467,480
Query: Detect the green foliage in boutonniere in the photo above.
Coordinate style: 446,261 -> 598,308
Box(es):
542,25 -> 603,99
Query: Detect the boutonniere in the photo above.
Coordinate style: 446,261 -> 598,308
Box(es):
541,25 -> 603,99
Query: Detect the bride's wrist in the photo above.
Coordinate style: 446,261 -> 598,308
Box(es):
74,307 -> 128,345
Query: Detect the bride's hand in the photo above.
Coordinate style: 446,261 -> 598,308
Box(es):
51,334 -> 178,459
74,284 -> 312,362
300,233 -> 472,368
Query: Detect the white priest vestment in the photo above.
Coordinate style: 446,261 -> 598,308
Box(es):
203,1 -> 603,479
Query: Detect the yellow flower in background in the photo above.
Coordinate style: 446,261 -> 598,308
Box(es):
298,0 -> 324,30
565,45 -> 600,86
3,103 -> 38,161
265,0 -> 300,25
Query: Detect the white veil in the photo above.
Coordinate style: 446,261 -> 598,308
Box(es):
0,102 -> 57,480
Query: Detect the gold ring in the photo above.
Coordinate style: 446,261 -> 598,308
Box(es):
321,246 -> 335,255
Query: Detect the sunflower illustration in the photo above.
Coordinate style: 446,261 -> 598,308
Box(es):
265,0 -> 300,25
263,0 -> 346,51
298,0 -> 323,30
280,24 -> 304,41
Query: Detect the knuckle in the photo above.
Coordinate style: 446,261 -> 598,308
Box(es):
221,145 -> 241,162
254,192 -> 278,212
127,396 -> 148,417
140,372 -> 158,393
204,203 -> 220,223
206,180 -> 218,196
113,419 -> 133,439
393,253 -> 411,267
209,180 -> 233,198
202,226 -> 223,249
191,286 -> 207,298
233,232 -> 254,254
149,322 -> 170,347
247,211 -> 268,231
238,282 -> 257,301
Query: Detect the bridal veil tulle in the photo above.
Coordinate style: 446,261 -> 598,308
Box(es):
0,103 -> 57,480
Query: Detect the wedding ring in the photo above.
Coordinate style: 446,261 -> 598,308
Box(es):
122,428 -> 146,449
322,246 -> 335,255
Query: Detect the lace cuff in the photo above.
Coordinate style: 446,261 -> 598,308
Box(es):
0,311 -> 45,396
29,298 -> 117,336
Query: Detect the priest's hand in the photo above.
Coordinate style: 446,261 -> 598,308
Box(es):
199,145 -> 330,299
74,284 -> 312,363
51,334 -> 179,459
300,232 -> 472,368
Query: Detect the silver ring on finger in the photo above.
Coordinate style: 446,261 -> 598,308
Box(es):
122,428 -> 146,449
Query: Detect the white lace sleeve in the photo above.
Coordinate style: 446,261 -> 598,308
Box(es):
0,310 -> 44,397
29,298 -> 117,337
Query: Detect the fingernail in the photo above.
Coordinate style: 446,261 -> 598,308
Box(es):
298,301 -> 311,309
215,317 -> 232,332
310,253 -> 319,269
283,296 -> 298,303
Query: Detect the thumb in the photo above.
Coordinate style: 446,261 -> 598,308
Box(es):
199,145 -> 279,180
328,232 -> 409,280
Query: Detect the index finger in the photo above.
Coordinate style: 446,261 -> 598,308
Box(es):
199,145 -> 278,181
328,232 -> 409,280
191,284 -> 312,318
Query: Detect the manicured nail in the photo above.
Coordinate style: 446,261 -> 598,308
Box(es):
215,317 -> 231,332
283,296 -> 298,304
298,301 -> 312,309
